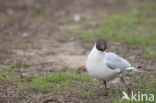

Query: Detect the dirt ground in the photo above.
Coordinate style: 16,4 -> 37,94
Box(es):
0,0 -> 156,103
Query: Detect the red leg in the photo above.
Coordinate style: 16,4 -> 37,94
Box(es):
120,76 -> 132,95
103,80 -> 109,96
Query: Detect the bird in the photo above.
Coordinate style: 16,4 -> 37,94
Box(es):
86,38 -> 141,95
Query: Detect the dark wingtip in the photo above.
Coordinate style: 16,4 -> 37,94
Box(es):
137,65 -> 142,68
131,64 -> 142,69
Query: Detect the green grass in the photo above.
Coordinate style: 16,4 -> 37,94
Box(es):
111,78 -> 156,103
0,13 -> 7,21
77,90 -> 94,99
18,78 -> 30,90
35,5 -> 44,13
81,3 -> 156,59
19,71 -> 93,91
143,49 -> 156,59
0,61 -> 21,82
36,16 -> 53,25
0,65 -> 155,102
0,69 -> 19,83
0,65 -> 93,93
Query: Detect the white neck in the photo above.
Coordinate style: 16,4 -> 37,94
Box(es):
89,45 -> 106,61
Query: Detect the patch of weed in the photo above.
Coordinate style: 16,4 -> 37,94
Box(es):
35,5 -> 44,13
26,71 -> 93,91
0,69 -> 19,82
143,49 -> 156,59
81,3 -> 156,58
31,74 -> 51,91
77,90 -> 93,99
0,14 -> 7,21
18,78 -> 30,90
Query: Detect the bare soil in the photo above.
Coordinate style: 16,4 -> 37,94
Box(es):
0,0 -> 155,103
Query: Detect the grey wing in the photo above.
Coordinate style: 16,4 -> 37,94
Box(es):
105,52 -> 131,72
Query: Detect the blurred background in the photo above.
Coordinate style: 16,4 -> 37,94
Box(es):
0,0 -> 156,103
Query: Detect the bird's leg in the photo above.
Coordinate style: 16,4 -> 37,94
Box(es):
120,76 -> 131,95
103,80 -> 109,96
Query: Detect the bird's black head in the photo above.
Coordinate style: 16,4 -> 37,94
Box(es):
96,38 -> 107,51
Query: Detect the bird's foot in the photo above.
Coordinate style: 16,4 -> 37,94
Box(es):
104,88 -> 109,96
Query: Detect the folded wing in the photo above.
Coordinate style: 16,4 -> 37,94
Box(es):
105,52 -> 131,73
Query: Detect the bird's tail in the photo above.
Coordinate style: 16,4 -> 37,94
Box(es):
126,64 -> 142,71
131,64 -> 142,68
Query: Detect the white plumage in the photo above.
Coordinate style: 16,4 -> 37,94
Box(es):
86,45 -> 135,81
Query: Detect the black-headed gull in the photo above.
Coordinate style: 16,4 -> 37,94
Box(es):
86,38 -> 141,95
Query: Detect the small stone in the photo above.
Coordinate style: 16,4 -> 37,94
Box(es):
74,14 -> 80,22
22,32 -> 28,38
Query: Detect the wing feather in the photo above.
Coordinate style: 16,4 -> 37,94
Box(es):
105,52 -> 131,72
